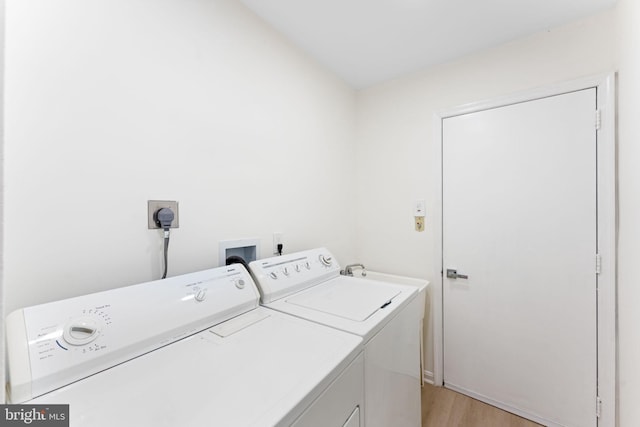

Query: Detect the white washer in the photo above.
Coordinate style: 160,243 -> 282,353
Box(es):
5,264 -> 364,427
249,248 -> 423,427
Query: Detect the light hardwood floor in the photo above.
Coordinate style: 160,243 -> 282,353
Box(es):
421,383 -> 543,427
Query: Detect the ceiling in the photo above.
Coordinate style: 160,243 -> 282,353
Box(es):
239,0 -> 618,89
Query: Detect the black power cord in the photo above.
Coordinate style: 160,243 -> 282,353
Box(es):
161,235 -> 170,279
154,208 -> 175,279
277,243 -> 283,256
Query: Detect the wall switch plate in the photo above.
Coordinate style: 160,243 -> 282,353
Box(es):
415,217 -> 425,232
414,200 -> 426,217
273,232 -> 283,254
148,200 -> 179,229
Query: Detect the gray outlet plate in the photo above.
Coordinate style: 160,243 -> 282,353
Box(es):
148,200 -> 179,229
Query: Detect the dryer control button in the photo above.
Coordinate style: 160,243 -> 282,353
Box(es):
269,272 -> 278,280
63,318 -> 99,346
235,279 -> 246,289
294,264 -> 301,272
282,267 -> 290,276
319,254 -> 333,267
195,289 -> 207,302
305,262 -> 311,270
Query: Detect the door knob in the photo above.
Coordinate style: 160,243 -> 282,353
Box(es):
446,269 -> 468,279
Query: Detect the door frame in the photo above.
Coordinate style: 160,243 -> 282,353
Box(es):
432,73 -> 617,426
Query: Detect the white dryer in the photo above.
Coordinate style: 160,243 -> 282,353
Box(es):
249,248 -> 423,427
5,264 -> 364,427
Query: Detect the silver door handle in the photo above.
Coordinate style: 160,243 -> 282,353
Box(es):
446,269 -> 468,279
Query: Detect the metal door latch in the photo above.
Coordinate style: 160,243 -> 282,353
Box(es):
446,269 -> 468,279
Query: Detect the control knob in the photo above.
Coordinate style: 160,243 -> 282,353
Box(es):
63,318 -> 99,346
319,254 -> 333,267
195,289 -> 207,302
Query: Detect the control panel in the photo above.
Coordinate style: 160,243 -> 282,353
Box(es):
6,265 -> 260,403
249,248 -> 341,303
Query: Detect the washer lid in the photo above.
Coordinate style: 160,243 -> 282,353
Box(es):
286,278 -> 401,322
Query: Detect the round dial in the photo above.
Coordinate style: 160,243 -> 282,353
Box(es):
63,317 -> 99,346
283,267 -> 290,276
195,289 -> 207,302
319,254 -> 333,267
235,279 -> 245,289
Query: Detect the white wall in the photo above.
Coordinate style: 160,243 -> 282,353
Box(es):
2,0 -> 357,316
355,9 -> 617,379
614,0 -> 640,424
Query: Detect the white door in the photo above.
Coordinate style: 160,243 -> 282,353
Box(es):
442,89 -> 597,427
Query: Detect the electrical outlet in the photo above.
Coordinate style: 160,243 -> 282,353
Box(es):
148,200 -> 179,229
273,232 -> 283,254
415,217 -> 425,232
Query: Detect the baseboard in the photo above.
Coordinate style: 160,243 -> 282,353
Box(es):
422,369 -> 434,385
445,382 -> 561,427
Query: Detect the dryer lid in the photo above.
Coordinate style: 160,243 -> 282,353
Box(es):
286,278 -> 401,321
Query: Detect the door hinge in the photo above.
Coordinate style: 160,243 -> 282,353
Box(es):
596,254 -> 602,275
596,396 -> 602,418
596,109 -> 602,130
